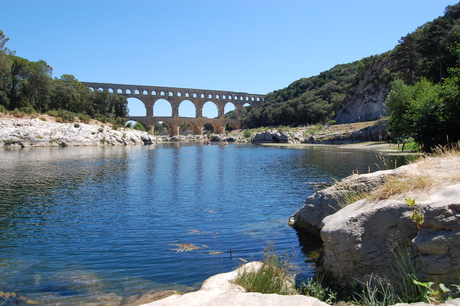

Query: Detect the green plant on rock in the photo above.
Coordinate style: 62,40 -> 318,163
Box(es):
233,243 -> 296,295
353,274 -> 398,306
243,129 -> 253,138
4,139 -> 14,146
297,274 -> 337,304
406,198 -> 424,229
413,280 -> 450,304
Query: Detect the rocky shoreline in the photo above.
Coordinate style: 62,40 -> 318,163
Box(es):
0,118 -> 157,148
290,153 -> 460,296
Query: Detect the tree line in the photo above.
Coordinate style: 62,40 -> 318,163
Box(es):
0,30 -> 128,123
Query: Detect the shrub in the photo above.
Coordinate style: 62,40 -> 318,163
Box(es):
12,108 -> 24,118
19,106 -> 36,115
277,126 -> 290,134
94,114 -> 107,123
297,274 -> 337,304
243,129 -> 253,138
57,109 -> 76,122
47,110 -> 59,117
77,113 -> 91,124
133,122 -> 146,131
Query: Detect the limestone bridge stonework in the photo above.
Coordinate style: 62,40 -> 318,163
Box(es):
82,82 -> 265,136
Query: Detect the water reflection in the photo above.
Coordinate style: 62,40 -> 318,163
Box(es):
0,144 -> 414,305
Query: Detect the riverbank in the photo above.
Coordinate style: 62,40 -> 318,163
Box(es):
0,116 -> 156,148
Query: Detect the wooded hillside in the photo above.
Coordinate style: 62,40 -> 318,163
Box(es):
239,3 -> 460,128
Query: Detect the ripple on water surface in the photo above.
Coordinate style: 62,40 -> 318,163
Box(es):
0,144 -> 413,304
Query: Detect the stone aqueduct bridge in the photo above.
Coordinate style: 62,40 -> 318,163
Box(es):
82,82 -> 265,136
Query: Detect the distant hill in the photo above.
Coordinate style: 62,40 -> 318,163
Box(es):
240,2 -> 460,127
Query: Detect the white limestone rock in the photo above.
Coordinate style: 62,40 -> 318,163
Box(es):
142,262 -> 329,306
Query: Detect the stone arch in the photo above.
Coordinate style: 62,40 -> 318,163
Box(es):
127,97 -> 146,116
202,101 -> 218,118
226,121 -> 240,131
224,102 -> 236,118
178,120 -> 201,135
154,98 -> 173,116
154,120 -> 170,135
178,100 -> 196,117
203,121 -> 217,133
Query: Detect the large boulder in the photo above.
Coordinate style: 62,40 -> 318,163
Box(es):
320,184 -> 460,286
251,130 -> 294,143
291,155 -> 460,287
289,168 -> 399,236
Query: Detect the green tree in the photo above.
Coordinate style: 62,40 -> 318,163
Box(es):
385,79 -> 414,140
0,30 -> 12,107
23,60 -> 53,112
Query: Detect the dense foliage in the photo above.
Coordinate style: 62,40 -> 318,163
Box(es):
0,31 -> 128,122
242,61 -> 361,127
241,3 -> 460,132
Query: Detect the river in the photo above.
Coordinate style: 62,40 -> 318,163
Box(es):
0,143 -> 412,305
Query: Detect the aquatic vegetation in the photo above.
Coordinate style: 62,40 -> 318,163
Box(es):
168,243 -> 208,252
0,291 -> 38,305
208,251 -> 223,255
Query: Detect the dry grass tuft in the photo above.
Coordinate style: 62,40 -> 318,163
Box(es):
335,143 -> 460,205
429,141 -> 460,157
368,175 -> 434,201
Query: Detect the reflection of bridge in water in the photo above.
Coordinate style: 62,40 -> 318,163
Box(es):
82,82 -> 266,136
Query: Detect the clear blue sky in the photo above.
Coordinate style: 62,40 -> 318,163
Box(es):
0,0 -> 458,117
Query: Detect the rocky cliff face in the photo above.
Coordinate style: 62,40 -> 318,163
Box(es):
335,60 -> 392,124
290,155 -> 460,287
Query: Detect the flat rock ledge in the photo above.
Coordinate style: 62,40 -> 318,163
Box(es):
0,118 -> 156,147
289,155 -> 460,289
141,262 -> 328,306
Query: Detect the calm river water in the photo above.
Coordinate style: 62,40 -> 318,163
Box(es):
0,143 -> 412,305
